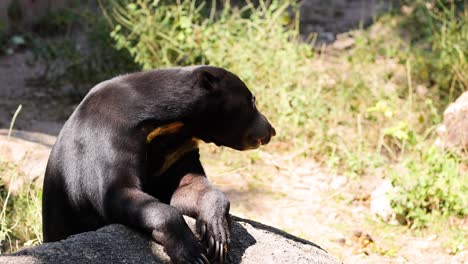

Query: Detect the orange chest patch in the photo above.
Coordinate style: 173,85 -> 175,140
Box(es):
146,122 -> 199,175
146,122 -> 184,143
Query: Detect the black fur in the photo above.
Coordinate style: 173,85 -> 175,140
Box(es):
42,66 -> 275,264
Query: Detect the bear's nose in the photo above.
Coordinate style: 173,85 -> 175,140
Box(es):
270,125 -> 276,137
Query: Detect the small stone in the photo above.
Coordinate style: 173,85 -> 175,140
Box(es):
330,176 -> 347,190
370,179 -> 395,222
332,37 -> 355,50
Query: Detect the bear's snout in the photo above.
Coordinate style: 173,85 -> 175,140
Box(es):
245,113 -> 275,149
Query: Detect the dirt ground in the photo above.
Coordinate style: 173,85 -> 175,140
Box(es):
0,50 -> 466,264
201,145 -> 467,264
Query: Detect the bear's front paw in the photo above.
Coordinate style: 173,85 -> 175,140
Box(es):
196,215 -> 231,264
158,231 -> 210,264
197,192 -> 231,264
151,210 -> 210,264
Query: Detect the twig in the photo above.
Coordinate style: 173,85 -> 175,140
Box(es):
7,105 -> 22,142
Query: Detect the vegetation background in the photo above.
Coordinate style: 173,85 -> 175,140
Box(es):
0,0 -> 466,263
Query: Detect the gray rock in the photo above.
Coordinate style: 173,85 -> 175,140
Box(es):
224,0 -> 392,44
0,216 -> 340,264
370,179 -> 395,223
436,91 -> 468,152
299,0 -> 392,43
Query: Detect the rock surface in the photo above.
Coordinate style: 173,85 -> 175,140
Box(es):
0,216 -> 340,264
436,91 -> 468,151
299,0 -> 392,43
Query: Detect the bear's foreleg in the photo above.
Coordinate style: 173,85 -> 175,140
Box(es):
171,173 -> 231,264
105,187 -> 209,264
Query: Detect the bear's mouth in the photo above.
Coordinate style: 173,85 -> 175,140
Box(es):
249,136 -> 268,149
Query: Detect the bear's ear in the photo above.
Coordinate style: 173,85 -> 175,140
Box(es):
196,68 -> 221,92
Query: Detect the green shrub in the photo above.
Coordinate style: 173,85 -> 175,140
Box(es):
390,147 -> 467,228
0,162 -> 42,253
399,0 -> 467,102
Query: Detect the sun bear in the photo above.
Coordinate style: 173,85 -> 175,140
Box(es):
42,66 -> 275,264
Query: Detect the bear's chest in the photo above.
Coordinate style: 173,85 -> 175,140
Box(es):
143,133 -> 199,203
145,134 -> 199,176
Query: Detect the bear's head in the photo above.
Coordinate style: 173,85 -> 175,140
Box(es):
188,66 -> 276,151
